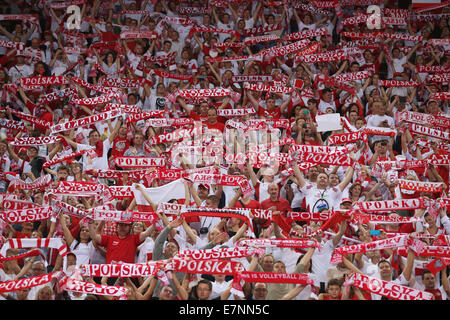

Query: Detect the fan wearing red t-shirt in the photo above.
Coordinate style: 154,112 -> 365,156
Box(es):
205,107 -> 225,132
88,220 -> 153,265
247,92 -> 292,119
260,183 -> 292,234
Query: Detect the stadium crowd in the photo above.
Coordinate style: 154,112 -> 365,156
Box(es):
0,0 -> 449,301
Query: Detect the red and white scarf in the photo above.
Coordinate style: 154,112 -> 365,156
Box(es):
331,235 -> 412,264
230,75 -> 272,83
9,108 -> 52,129
327,130 -> 367,145
61,276 -> 128,299
2,238 -> 68,257
379,80 -> 421,87
172,258 -> 244,275
344,273 -> 433,300
299,49 -> 348,63
244,34 -> 280,45
0,273 -> 56,294
7,174 -> 52,191
257,39 -> 310,61
19,76 -> 68,87
181,207 -> 252,231
43,147 -> 94,168
175,247 -> 261,260
125,111 -> 165,123
243,83 -> 294,94
217,107 -> 256,117
114,156 -> 165,168
398,179 -> 444,193
0,206 -> 54,224
151,69 -> 193,84
244,23 -> 282,36
296,152 -> 353,166
397,110 -> 450,128
37,87 -> 77,106
167,88 -> 240,103
237,238 -> 322,250
356,198 -> 428,212
50,108 -> 123,134
285,28 -> 329,41
99,77 -> 150,88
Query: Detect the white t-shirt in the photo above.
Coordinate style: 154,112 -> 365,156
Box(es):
311,238 -> 338,284
300,185 -> 342,213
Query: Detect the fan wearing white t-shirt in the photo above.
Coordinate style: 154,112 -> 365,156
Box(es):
292,162 -> 355,213
343,249 -> 417,300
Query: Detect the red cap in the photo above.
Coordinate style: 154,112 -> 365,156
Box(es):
341,198 -> 352,204
198,184 -> 210,191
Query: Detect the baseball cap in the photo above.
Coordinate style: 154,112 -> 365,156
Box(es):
198,184 -> 210,191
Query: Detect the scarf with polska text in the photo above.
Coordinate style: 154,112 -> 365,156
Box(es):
151,69 -> 193,84
188,26 -> 240,38
60,276 -> 128,299
99,77 -> 152,88
355,198 -> 428,212
171,258 -> 244,275
125,110 -> 165,123
295,152 -> 354,166
91,209 -> 158,224
243,23 -> 282,36
0,206 -> 54,224
53,200 -> 88,221
11,136 -> 60,146
84,168 -> 148,180
217,108 -> 256,117
181,207 -> 253,232
352,212 -> 423,225
257,39 -> 310,61
7,174 -> 52,191
236,238 -> 322,250
243,83 -> 294,94
1,238 -> 68,257
166,88 -> 241,103
50,108 -> 123,134
19,76 -> 68,87
379,80 -> 421,87
0,273 -> 56,294
114,156 -> 165,168
37,88 -> 77,106
207,54 -> 262,63
330,235 -> 413,264
8,108 -> 52,129
344,273 -> 433,300
42,147 -> 95,168
398,179 -> 444,193
230,75 -> 272,83
397,110 -> 450,128
284,27 -> 329,41
0,118 -> 26,132
175,247 -> 262,260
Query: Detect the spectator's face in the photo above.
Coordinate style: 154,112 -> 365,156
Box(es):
261,256 -> 274,272
252,284 -> 268,300
317,173 -> 328,188
378,261 -> 392,278
159,286 -> 173,300
38,288 -> 52,300
273,262 -> 286,273
207,109 -> 217,123
198,186 -> 209,199
0,143 -> 6,156
196,283 -> 211,300
422,273 -> 436,290
268,184 -> 279,198
117,223 -> 131,236
329,174 -> 339,186
355,119 -> 364,129
199,103 -> 209,115
327,285 -> 341,299
16,288 -> 30,300
133,134 -> 144,146
57,170 -> 68,181
266,99 -> 276,109
89,132 -> 100,144
32,263 -> 46,276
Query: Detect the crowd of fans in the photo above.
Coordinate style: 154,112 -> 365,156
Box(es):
0,0 -> 449,301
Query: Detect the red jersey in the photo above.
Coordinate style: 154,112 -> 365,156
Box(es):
258,106 -> 282,118
100,233 -> 143,264
111,136 -> 131,159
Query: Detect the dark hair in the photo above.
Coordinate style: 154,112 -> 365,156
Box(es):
421,269 -> 434,280
327,278 -> 341,288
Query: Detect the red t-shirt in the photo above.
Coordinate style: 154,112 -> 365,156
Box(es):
100,233 -> 143,264
111,136 -> 131,159
206,121 -> 225,132
260,198 -> 292,232
258,106 -> 282,118
102,31 -> 120,42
